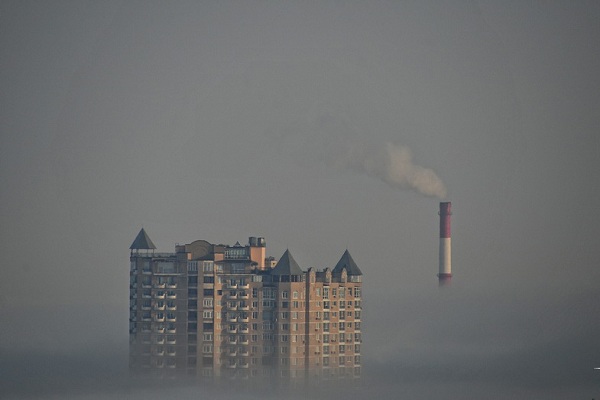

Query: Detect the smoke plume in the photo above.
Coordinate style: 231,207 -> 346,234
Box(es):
338,142 -> 447,198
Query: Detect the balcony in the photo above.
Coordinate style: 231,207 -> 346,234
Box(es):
239,337 -> 249,345
156,327 -> 166,333
226,363 -> 237,369
228,327 -> 237,334
166,328 -> 176,334
156,350 -> 165,356
239,293 -> 249,299
154,305 -> 165,311
227,284 -> 237,290
167,305 -> 176,311
166,317 -> 176,322
238,317 -> 249,323
142,269 -> 152,275
239,362 -> 249,368
156,338 -> 165,344
227,351 -> 237,357
229,339 -> 237,345
239,327 -> 249,334
239,305 -> 249,311
154,283 -> 166,289
167,283 -> 177,289
155,293 -> 165,299
228,293 -> 238,300
228,317 -> 238,323
166,337 -> 176,344
239,283 -> 250,289
166,293 -> 177,299
228,305 -> 238,311
154,316 -> 165,322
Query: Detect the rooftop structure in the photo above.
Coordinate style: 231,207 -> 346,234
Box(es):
129,230 -> 363,382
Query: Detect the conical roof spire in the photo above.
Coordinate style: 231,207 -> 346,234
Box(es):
270,249 -> 304,275
130,228 -> 157,250
332,250 -> 362,276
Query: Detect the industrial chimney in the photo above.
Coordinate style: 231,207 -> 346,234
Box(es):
438,202 -> 452,286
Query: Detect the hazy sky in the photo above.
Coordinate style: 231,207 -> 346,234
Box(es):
1,1 -> 600,398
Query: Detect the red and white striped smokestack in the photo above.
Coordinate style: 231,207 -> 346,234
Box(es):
438,202 -> 452,286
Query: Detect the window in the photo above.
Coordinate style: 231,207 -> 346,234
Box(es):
203,298 -> 213,307
339,356 -> 346,365
262,322 -> 274,331
339,311 -> 345,319
323,334 -> 329,343
293,291 -> 298,299
252,288 -> 258,298
203,289 -> 213,296
292,312 -> 298,319
354,344 -> 361,353
292,301 -> 299,308
339,333 -> 345,342
339,301 -> 346,309
339,344 -> 345,353
203,344 -> 213,353
262,300 -> 275,308
323,287 -> 329,299
323,345 -> 330,355
281,312 -> 289,319
202,261 -> 213,272
281,291 -> 289,299
354,311 -> 361,319
202,310 -> 213,319
323,357 -> 329,366
316,288 -> 321,297
354,288 -> 361,298
323,323 -> 330,332
324,312 -> 330,320
251,334 -> 258,342
281,301 -> 289,308
203,276 -> 214,283
332,288 -> 337,298
324,301 -> 330,309
203,333 -> 212,341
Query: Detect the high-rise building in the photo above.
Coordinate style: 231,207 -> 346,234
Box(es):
129,229 -> 363,381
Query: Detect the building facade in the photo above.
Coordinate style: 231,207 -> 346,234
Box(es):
129,229 -> 363,381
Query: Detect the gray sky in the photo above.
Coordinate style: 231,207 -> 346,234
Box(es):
1,1 -> 600,398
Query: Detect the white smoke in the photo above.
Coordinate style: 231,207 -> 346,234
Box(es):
338,142 -> 447,199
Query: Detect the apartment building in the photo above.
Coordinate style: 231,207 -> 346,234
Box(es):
129,228 -> 363,381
